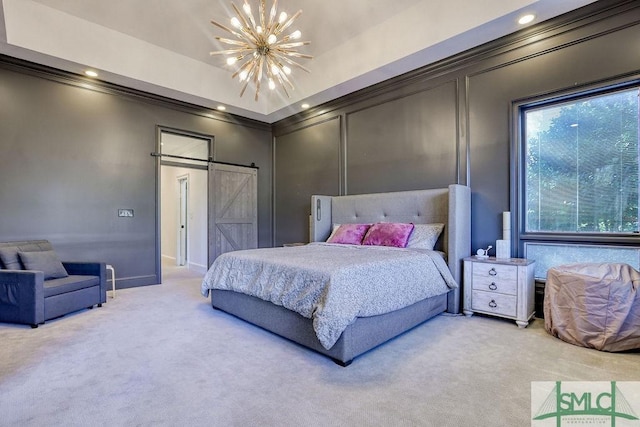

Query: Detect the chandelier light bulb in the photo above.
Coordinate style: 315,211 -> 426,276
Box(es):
210,0 -> 313,100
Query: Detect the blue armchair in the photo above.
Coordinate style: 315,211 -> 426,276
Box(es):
0,240 -> 106,328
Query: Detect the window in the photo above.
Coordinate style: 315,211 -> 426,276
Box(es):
517,82 -> 640,279
523,86 -> 639,235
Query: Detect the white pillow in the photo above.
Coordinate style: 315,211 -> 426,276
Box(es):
325,223 -> 341,242
406,223 -> 444,250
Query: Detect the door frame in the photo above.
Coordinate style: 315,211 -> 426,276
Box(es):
155,125 -> 214,283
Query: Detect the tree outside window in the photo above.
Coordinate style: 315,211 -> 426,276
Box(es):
524,88 -> 639,234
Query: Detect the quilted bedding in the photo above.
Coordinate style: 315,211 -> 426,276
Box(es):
201,242 -> 457,349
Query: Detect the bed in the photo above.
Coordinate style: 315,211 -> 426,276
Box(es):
201,184 -> 471,365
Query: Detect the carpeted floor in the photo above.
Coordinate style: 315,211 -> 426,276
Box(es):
1,264 -> 638,426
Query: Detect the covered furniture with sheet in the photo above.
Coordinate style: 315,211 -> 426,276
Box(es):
544,263 -> 640,352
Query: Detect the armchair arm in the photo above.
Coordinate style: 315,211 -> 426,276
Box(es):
62,262 -> 107,304
0,270 -> 45,326
62,262 -> 103,276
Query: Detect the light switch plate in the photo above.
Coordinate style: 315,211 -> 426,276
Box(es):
118,209 -> 134,217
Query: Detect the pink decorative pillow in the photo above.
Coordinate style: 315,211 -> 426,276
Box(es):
327,224 -> 371,245
362,222 -> 415,248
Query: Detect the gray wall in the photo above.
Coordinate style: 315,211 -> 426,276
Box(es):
272,0 -> 640,253
0,64 -> 272,287
274,117 -> 341,245
1,1 -> 638,283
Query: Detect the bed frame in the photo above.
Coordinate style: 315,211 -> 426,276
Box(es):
211,184 -> 471,365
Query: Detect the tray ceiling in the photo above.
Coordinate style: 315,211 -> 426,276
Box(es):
0,0 -> 596,122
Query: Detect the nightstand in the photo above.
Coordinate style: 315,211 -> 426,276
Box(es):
463,256 -> 535,328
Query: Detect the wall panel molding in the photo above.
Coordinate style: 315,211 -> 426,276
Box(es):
273,0 -> 637,133
271,0 -> 640,248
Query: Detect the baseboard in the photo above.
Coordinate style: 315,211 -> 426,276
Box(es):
188,262 -> 207,275
111,275 -> 159,289
162,255 -> 205,274
161,254 -> 177,263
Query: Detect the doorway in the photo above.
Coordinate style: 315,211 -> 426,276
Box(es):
155,126 -> 259,283
157,127 -> 212,281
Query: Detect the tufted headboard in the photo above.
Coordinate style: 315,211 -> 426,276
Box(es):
310,185 -> 471,313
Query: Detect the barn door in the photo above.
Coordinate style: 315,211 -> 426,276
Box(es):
208,163 -> 258,266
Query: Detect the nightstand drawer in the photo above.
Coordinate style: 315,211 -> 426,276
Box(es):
472,263 -> 517,281
471,290 -> 517,317
471,276 -> 517,295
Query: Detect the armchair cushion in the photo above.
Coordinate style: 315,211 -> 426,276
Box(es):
18,250 -> 68,280
43,275 -> 100,298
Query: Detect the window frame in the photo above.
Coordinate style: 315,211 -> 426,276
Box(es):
511,75 -> 640,258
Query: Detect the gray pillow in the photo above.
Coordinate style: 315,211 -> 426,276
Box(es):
0,247 -> 22,270
18,250 -> 69,279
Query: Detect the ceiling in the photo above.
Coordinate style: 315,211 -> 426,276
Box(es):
0,0 -> 597,123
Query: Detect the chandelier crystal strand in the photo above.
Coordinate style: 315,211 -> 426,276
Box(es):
210,0 -> 312,100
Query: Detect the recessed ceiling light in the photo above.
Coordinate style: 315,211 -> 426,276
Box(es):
84,70 -> 98,77
217,105 -> 226,111
518,14 -> 535,25
301,103 -> 310,109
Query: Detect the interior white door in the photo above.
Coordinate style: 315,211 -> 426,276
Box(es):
209,163 -> 257,266
178,176 -> 188,266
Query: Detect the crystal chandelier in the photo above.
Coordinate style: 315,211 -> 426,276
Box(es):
210,0 -> 312,101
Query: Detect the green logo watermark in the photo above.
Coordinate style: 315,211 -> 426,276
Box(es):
532,381 -> 640,427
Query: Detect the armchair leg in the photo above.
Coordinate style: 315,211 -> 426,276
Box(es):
98,303 -> 102,307
30,324 -> 38,329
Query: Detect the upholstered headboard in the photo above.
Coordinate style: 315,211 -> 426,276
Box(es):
310,184 -> 471,313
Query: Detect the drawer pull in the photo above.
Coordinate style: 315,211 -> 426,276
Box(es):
488,283 -> 497,291
489,268 -> 497,276
488,300 -> 498,308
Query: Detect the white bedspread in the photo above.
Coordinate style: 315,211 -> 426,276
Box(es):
201,242 -> 457,349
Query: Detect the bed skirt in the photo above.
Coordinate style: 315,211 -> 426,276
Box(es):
210,289 -> 448,366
